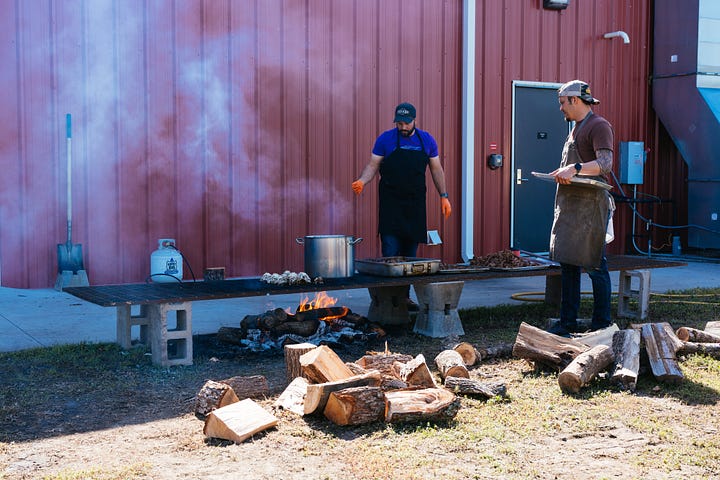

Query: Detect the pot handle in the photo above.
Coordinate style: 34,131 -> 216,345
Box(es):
348,237 -> 363,245
295,237 -> 305,245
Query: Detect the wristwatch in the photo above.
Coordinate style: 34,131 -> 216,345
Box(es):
573,162 -> 583,174
440,192 -> 449,198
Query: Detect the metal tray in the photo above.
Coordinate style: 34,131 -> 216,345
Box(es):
531,171 -> 613,191
355,257 -> 441,277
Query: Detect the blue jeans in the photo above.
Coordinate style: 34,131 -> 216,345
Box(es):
381,234 -> 418,257
560,254 -> 612,329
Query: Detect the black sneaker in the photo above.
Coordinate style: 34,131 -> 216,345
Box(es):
546,323 -> 572,338
590,321 -> 612,331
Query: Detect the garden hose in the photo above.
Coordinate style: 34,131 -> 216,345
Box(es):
511,291 -> 720,306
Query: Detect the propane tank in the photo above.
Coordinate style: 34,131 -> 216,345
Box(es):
150,238 -> 183,282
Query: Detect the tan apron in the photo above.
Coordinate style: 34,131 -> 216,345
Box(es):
549,122 -> 611,269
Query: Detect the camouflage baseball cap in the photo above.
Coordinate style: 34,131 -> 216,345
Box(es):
558,80 -> 600,105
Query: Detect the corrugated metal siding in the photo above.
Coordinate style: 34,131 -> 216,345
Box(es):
0,0 -> 685,288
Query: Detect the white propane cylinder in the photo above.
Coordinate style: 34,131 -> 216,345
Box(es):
150,238 -> 183,282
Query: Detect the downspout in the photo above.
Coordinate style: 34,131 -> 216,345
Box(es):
461,0 -> 476,262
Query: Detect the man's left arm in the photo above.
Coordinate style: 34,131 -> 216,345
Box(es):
429,156 -> 452,218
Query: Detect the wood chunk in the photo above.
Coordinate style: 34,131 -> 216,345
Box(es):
398,354 -> 437,388
345,362 -> 369,375
203,398 -> 278,443
512,322 -> 589,371
476,342 -> 514,361
284,343 -> 317,383
195,380 -> 240,417
434,349 -> 470,380
304,371 -> 382,415
444,376 -> 506,398
640,323 -> 684,383
217,326 -> 246,345
705,321 -> 720,337
384,388 -> 461,423
675,327 -> 720,344
323,386 -> 385,425
574,324 -> 620,348
355,352 -> 414,376
274,376 -> 309,416
611,329 -> 641,391
300,345 -> 354,384
220,375 -> 269,400
677,342 -> 720,359
558,344 -> 614,394
452,342 -> 477,366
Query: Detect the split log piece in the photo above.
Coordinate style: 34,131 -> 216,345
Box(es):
220,375 -> 268,400
558,344 -> 614,394
195,380 -> 240,417
512,322 -> 589,371
274,376 -> 309,416
284,343 -> 318,383
574,324 -> 620,348
452,342 -> 477,366
398,354 -> 437,388
444,376 -> 506,398
217,326 -> 246,346
384,388 -> 461,423
610,329 -> 641,391
300,345 -> 354,384
355,352 -> 414,376
434,350 -> 470,380
476,342 -> 514,361
203,398 -> 278,443
675,327 -> 720,344
323,386 -> 385,425
705,321 -> 720,337
304,370 -> 382,415
676,342 -> 720,359
345,362 -> 369,375
640,322 -> 684,383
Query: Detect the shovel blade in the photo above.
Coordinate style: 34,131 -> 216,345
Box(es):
57,242 -> 85,273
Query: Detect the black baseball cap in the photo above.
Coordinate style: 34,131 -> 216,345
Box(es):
394,102 -> 416,123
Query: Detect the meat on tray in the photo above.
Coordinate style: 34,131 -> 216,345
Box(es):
468,250 -> 540,268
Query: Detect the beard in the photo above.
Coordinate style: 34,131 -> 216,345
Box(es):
399,127 -> 415,137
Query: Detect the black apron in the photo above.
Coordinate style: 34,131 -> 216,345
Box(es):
549,114 -> 610,269
378,130 -> 429,242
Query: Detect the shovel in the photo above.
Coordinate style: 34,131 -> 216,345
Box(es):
56,113 -> 86,278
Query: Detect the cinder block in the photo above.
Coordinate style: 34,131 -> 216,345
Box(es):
413,281 -> 465,338
617,269 -> 651,320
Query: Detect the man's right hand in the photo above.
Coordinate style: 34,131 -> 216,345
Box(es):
351,180 -> 364,195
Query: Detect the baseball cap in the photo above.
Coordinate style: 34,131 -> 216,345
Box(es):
558,80 -> 600,105
394,102 -> 416,123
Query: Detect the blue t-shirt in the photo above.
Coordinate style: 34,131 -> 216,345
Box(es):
372,128 -> 439,158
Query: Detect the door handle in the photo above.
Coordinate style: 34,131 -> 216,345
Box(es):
516,168 -> 528,185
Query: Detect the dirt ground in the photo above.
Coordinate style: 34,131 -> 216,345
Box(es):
1,326 -> 719,480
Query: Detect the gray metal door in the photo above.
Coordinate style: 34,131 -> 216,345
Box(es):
511,82 -> 569,252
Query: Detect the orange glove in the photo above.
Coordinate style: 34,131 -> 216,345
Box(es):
351,180 -> 364,195
441,197 -> 452,219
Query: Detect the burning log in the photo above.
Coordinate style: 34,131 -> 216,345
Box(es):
294,307 -> 349,323
284,343 -> 317,383
384,388 -> 461,423
676,342 -> 720,359
675,327 -> 720,344
300,345 -> 354,384
323,386 -> 385,425
611,329 -> 641,391
444,377 -> 506,398
304,371 -> 382,415
274,376 -> 309,416
203,398 -> 278,444
558,344 -> 614,394
434,350 -> 470,380
220,375 -> 269,400
398,354 -> 437,388
195,380 -> 240,418
452,342 -> 479,366
639,323 -> 684,384
512,322 -> 588,371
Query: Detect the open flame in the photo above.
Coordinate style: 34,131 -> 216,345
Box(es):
292,291 -> 349,321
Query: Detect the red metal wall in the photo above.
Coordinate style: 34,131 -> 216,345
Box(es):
0,0 -> 683,288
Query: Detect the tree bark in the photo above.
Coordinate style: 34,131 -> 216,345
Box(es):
323,386 -> 385,425
610,329 -> 641,391
398,354 -> 437,388
640,323 -> 684,384
434,349 -> 469,380
220,375 -> 268,400
284,343 -> 317,383
558,344 -> 614,394
512,322 -> 588,371
203,398 -> 278,443
300,345 -> 354,384
274,376 -> 309,416
304,371 -> 382,415
384,388 -> 461,423
195,380 -> 240,417
675,327 -> 720,344
677,342 -> 720,359
444,376 -> 506,398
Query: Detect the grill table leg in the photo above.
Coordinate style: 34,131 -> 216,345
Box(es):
148,302 -> 193,366
413,282 -> 465,338
116,304 -> 150,349
367,285 -> 411,325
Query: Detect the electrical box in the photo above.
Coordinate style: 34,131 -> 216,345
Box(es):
619,141 -> 645,184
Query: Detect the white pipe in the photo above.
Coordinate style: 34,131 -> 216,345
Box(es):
603,31 -> 630,44
461,0 -> 476,262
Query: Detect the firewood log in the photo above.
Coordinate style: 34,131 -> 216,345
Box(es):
512,322 -> 588,371
258,308 -> 288,330
558,344 -> 614,394
284,343 -> 317,383
398,354 -> 437,388
476,342 -> 514,361
676,342 -> 720,359
610,329 -> 641,391
274,376 -> 309,416
675,327 -> 720,344
705,321 -> 720,337
452,342 -> 477,366
293,307 -> 349,323
345,362 -> 369,375
217,326 -> 246,345
220,375 -> 268,400
273,318 -> 320,337
574,324 -> 620,348
195,380 -> 240,417
444,376 -> 506,398
640,323 -> 684,383
304,371 -> 382,415
323,386 -> 385,425
384,388 -> 461,423
355,352 -> 414,376
203,398 -> 278,443
300,345 -> 354,384
434,350 -> 469,380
